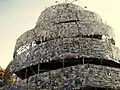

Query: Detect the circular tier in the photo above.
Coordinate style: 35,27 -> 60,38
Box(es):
15,64 -> 120,90
36,3 -> 115,39
8,38 -> 120,73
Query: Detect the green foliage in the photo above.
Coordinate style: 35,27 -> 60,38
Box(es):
4,75 -> 14,86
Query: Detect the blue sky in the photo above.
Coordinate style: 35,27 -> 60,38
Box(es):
0,0 -> 120,68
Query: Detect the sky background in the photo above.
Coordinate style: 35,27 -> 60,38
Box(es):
0,0 -> 120,69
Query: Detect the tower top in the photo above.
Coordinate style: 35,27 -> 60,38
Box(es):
64,0 -> 77,3
55,0 -> 77,4
65,0 -> 68,3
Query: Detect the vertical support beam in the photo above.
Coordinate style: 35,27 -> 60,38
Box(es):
82,57 -> 84,65
63,59 -> 65,68
25,68 -> 28,90
25,68 -> 28,80
38,64 -> 40,74
101,59 -> 103,64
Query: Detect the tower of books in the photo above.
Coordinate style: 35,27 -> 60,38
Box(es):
5,3 -> 120,90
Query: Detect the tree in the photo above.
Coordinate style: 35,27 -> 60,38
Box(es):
0,66 -> 4,79
0,66 -> 4,87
